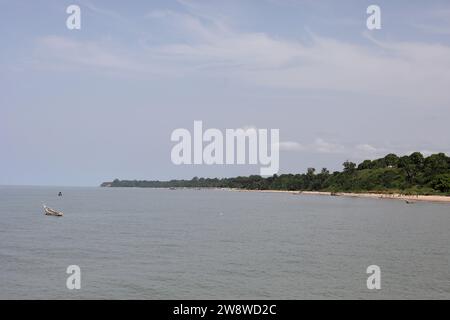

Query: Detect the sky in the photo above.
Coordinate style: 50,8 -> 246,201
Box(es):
1,0 -> 450,186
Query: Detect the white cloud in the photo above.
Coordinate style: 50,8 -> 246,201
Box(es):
276,141 -> 305,151
352,143 -> 390,159
274,140 -> 399,158
145,9 -> 230,43
34,36 -> 140,71
241,125 -> 257,131
274,138 -> 344,154
355,143 -> 378,154
30,8 -> 450,105
82,1 -> 127,22
313,138 -> 345,154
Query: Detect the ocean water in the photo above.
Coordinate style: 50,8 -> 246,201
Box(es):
0,186 -> 448,299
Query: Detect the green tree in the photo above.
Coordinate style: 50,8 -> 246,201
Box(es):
431,174 -> 450,193
358,159 -> 372,170
424,153 -> 449,178
384,153 -> 399,167
343,161 -> 356,173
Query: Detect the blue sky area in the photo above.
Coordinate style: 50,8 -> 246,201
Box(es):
1,0 -> 450,185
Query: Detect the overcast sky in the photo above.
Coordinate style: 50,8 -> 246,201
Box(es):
1,0 -> 450,186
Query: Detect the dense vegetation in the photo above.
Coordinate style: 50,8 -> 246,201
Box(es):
103,152 -> 450,195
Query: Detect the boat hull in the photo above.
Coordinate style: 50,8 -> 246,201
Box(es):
43,205 -> 63,217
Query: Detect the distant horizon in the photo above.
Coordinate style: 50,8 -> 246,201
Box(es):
3,150 -> 447,188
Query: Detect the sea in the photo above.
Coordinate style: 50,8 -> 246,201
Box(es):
0,186 -> 448,299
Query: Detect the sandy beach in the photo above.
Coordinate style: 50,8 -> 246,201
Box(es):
230,189 -> 450,203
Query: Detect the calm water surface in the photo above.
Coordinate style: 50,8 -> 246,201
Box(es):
0,186 -> 448,299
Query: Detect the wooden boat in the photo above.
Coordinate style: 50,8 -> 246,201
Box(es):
43,204 -> 63,217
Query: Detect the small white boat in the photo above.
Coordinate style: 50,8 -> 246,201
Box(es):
43,204 -> 63,217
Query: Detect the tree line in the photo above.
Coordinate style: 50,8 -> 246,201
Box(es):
104,152 -> 450,195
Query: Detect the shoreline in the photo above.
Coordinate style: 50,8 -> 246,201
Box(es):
229,189 -> 450,203
102,186 -> 450,203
